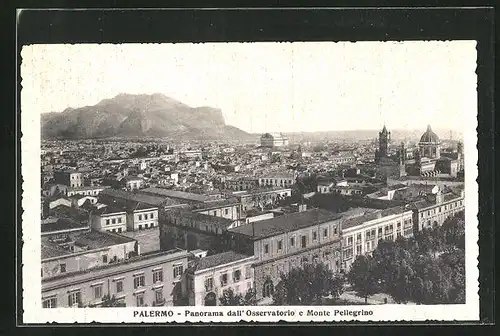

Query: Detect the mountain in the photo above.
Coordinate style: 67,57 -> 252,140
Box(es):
41,93 -> 252,140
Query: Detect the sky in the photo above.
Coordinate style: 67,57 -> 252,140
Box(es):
21,41 -> 477,134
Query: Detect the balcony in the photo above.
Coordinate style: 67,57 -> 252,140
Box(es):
152,299 -> 166,307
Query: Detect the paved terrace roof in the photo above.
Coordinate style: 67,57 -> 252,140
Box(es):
193,251 -> 254,272
41,230 -> 136,260
41,217 -> 89,234
142,187 -> 210,202
190,198 -> 240,211
171,210 -> 235,229
42,248 -> 189,289
235,186 -> 292,197
341,206 -> 411,231
228,208 -> 341,240
100,188 -> 168,207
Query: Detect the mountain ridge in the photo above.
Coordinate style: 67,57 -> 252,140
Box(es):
41,93 -> 253,140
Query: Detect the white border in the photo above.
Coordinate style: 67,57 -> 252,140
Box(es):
20,41 -> 479,323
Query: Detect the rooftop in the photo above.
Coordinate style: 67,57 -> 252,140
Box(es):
142,187 -> 210,202
41,230 -> 136,260
172,210 -> 235,229
193,251 -> 254,272
100,188 -> 170,207
342,206 -> 411,230
228,208 -> 341,240
41,217 -> 89,234
42,248 -> 189,289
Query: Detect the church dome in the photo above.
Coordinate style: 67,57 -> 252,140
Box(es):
419,125 -> 440,143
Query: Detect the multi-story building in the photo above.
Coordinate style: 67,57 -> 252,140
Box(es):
141,187 -> 217,205
160,210 -> 239,252
260,133 -> 289,148
67,186 -> 109,197
340,206 -> 414,272
90,206 -> 128,233
317,179 -> 336,194
412,188 -> 465,231
41,230 -> 138,279
53,170 -> 83,188
99,188 -> 185,211
258,173 -> 296,188
190,198 -> 241,221
227,209 -> 342,302
41,249 -> 190,308
233,187 -> 292,212
123,176 -> 144,191
224,177 -> 259,191
126,203 -> 159,231
184,251 -> 256,306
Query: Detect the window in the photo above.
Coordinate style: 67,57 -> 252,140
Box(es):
150,213 -> 154,219
290,237 -> 295,247
105,219 -> 110,225
173,264 -> 183,278
116,281 -> 123,293
347,237 -> 353,246
153,269 -> 164,283
118,228 -> 122,233
136,293 -> 145,307
102,255 -> 108,263
68,291 -> 81,307
323,228 -> 328,238
233,269 -> 241,282
155,289 -> 164,303
205,277 -> 214,291
333,226 -> 338,235
264,244 -> 269,254
356,233 -> 362,242
220,273 -> 228,286
225,209 -> 229,215
301,236 -> 307,248
139,225 -> 142,230
312,231 -> 318,241
277,240 -> 283,252
60,263 -> 66,273
134,275 -> 145,289
118,217 -> 122,223
42,297 -> 57,308
138,214 -> 142,221
112,218 -> 116,224
356,245 -> 362,255
93,285 -> 103,300
245,265 -> 251,279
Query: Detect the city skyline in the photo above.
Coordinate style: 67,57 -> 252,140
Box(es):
22,41 -> 476,134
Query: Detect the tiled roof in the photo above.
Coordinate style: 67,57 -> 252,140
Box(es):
93,206 -> 127,216
172,210 -> 234,229
228,208 -> 341,240
194,251 -> 253,272
72,230 -> 136,249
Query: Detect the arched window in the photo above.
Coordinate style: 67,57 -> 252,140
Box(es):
204,292 -> 217,306
263,279 -> 274,298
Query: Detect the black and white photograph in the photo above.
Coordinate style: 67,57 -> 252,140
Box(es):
20,31 -> 482,322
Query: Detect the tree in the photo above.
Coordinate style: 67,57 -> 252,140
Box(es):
100,294 -> 126,307
347,255 -> 380,303
272,263 -> 340,305
242,287 -> 258,306
219,288 -> 243,306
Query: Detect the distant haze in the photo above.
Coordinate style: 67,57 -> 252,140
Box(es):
22,41 -> 476,134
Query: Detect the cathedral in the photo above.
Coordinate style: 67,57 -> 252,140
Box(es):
374,124 -> 464,179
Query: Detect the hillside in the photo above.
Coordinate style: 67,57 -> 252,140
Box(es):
41,93 -> 252,140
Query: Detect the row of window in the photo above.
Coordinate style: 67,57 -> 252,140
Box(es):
105,217 -> 123,225
421,200 -> 464,218
43,287 -> 165,308
263,226 -> 340,255
138,213 -> 155,221
204,265 -> 252,291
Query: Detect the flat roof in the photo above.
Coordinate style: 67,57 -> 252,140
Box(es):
142,187 -> 209,202
42,248 -> 189,290
228,208 -> 341,240
41,230 -> 136,260
100,188 -> 168,207
342,206 -> 411,230
194,251 -> 254,272
41,218 -> 89,234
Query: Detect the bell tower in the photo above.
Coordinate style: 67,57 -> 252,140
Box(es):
378,124 -> 390,158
